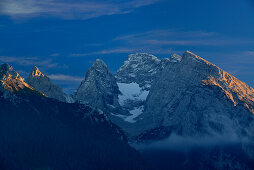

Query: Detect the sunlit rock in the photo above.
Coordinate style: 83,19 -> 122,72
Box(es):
27,66 -> 72,102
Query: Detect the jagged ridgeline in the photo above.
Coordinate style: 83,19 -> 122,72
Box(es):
25,51 -> 254,142
0,64 -> 145,170
2,50 -> 254,169
70,51 -> 254,169
72,51 -> 254,169
73,52 -> 254,142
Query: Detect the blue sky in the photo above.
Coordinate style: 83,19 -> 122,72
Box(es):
0,0 -> 254,93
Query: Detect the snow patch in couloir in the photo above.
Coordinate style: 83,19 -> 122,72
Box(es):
117,82 -> 149,106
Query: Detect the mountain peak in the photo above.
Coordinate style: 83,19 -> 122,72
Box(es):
30,66 -> 44,77
73,59 -> 121,112
183,51 -> 216,67
32,66 -> 39,71
95,59 -> 105,64
0,63 -> 12,71
180,51 -> 254,112
141,51 -> 254,139
0,63 -> 19,79
27,66 -> 69,102
91,59 -> 109,72
183,50 -> 203,60
128,53 -> 160,62
170,54 -> 182,62
0,63 -> 35,93
116,53 -> 161,88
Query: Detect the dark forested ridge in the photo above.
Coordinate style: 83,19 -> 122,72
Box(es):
0,91 -> 145,170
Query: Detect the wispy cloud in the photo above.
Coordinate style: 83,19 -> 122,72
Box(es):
0,0 -> 161,19
0,56 -> 59,68
71,48 -> 138,57
48,74 -> 83,83
49,53 -> 60,57
48,74 -> 83,94
113,30 -> 217,41
71,47 -> 178,57
245,51 -> 254,56
71,29 -> 254,57
113,29 -> 254,47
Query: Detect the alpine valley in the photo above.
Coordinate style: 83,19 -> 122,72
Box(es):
1,51 -> 254,169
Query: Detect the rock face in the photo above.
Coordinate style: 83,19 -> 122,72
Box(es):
116,53 -> 182,89
116,53 -> 161,90
73,59 -> 122,114
137,51 -> 254,140
27,66 -> 71,102
113,53 -> 181,125
114,53 -> 161,125
0,64 -> 34,92
0,64 -> 45,102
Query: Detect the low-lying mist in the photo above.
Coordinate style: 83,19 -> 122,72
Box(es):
132,133 -> 252,152
132,133 -> 254,169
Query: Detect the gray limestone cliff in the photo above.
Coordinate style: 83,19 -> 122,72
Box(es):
113,53 -> 182,126
136,51 -> 254,140
73,59 -> 123,114
116,53 -> 161,90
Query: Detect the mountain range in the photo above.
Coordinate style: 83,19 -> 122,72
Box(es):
65,51 -> 254,142
1,51 -> 254,169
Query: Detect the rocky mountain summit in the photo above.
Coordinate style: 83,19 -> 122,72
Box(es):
73,59 -> 124,115
116,53 -> 161,90
137,51 -> 254,140
116,53 -> 182,90
27,66 -> 71,102
0,64 -> 34,92
0,64 -> 45,102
